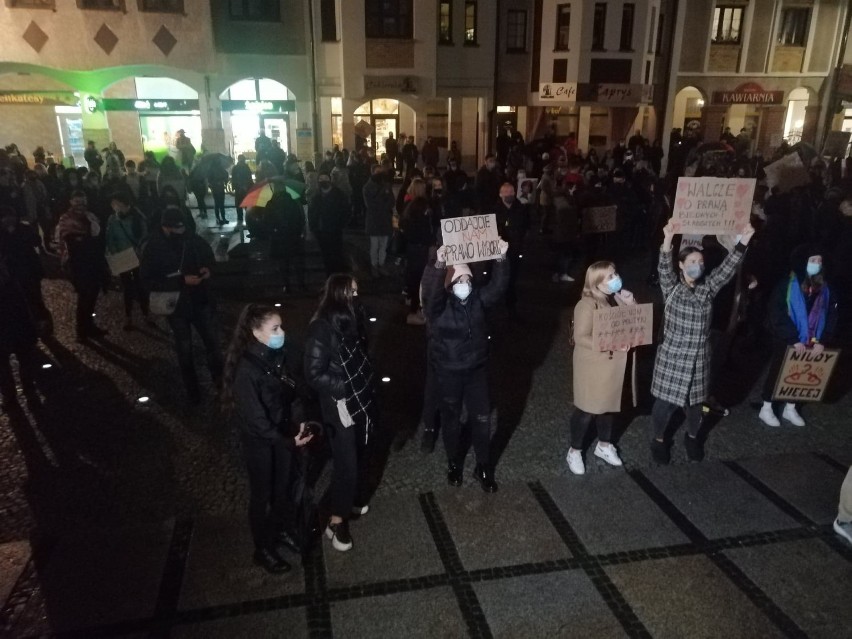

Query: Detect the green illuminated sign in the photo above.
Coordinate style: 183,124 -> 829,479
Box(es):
100,98 -> 200,112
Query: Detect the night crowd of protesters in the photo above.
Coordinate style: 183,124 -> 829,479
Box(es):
1,122 -> 851,573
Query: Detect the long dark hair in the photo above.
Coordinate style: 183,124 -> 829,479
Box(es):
221,303 -> 281,413
313,274 -> 362,339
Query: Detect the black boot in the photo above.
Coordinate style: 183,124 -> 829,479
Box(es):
473,464 -> 498,493
253,547 -> 292,574
684,432 -> 705,462
650,439 -> 671,465
274,530 -> 301,555
447,462 -> 463,487
420,427 -> 436,454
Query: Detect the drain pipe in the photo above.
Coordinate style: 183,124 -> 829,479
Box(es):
308,0 -> 322,158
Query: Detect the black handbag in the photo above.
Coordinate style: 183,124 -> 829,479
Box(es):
289,450 -> 321,556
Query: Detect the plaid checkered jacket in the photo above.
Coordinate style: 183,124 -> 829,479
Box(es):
651,244 -> 745,406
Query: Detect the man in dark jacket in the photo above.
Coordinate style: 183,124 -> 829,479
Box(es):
84,141 -> 103,176
494,182 -> 530,317
267,189 -> 306,292
308,172 -> 350,275
402,136 -> 419,177
385,132 -> 399,176
231,154 -> 254,226
421,240 -> 509,492
362,164 -> 395,276
421,137 -> 439,169
475,155 -> 503,212
140,208 -> 222,403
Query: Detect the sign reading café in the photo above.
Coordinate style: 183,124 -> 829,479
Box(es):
712,82 -> 784,105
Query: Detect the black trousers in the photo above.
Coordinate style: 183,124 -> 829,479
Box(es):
569,409 -> 613,450
421,350 -> 440,431
506,249 -> 522,312
242,437 -> 294,551
762,341 -> 790,403
315,231 -> 346,275
119,268 -> 149,318
166,304 -> 223,398
234,188 -> 248,224
272,237 -> 305,289
437,366 -> 491,466
211,188 -> 226,223
326,420 -> 370,519
73,276 -> 100,337
405,243 -> 429,312
192,189 -> 208,216
652,398 -> 703,439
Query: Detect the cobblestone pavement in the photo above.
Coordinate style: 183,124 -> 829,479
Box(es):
1,209 -> 851,637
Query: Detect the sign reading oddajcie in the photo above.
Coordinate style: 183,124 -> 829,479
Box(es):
671,177 -> 755,235
593,303 -> 653,352
772,347 -> 841,402
441,214 -> 501,265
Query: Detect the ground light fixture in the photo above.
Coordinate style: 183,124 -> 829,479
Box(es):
381,377 -> 391,383
369,317 -> 377,322
41,363 -> 52,369
274,303 -> 282,307
137,396 -> 150,404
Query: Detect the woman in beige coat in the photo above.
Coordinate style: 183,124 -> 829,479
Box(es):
568,261 -> 638,474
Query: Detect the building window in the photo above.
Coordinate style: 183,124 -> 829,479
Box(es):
656,13 -> 665,53
711,6 -> 744,44
648,6 -> 657,53
138,0 -> 183,12
592,3 -> 607,50
644,59 -> 651,83
6,0 -> 55,8
620,3 -> 634,50
553,58 -> 568,83
439,1 -> 452,44
321,0 -> 338,41
555,4 -> 570,50
365,0 -> 413,38
464,1 -> 478,44
777,7 -> 809,46
506,10 -> 527,52
331,97 -> 343,150
229,0 -> 280,21
77,0 -> 123,9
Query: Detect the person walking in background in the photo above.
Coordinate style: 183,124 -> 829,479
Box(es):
421,239 -> 509,492
495,182 -> 530,319
363,164 -> 395,277
231,154 -> 254,228
650,221 -> 754,464
566,262 -> 638,474
308,172 -> 350,276
208,158 -> 230,226
758,245 -> 837,428
84,141 -> 103,176
400,178 -> 434,325
266,188 -> 306,294
385,132 -> 399,177
221,304 -> 315,574
175,129 -> 196,171
105,192 -> 151,331
304,275 -> 376,552
55,191 -> 109,342
157,157 -> 186,205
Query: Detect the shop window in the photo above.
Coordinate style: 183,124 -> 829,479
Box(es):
138,0 -> 183,12
439,1 -> 453,44
711,6 -> 744,44
6,0 -> 55,8
464,1 -> 478,45
620,3 -> 634,51
229,0 -> 280,22
506,10 -> 527,53
555,4 -> 570,50
777,7 -> 809,46
77,0 -> 124,9
592,3 -> 607,50
321,0 -> 338,41
553,59 -> 568,83
365,0 -> 413,39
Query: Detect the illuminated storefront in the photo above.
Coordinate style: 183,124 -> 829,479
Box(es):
219,79 -> 295,163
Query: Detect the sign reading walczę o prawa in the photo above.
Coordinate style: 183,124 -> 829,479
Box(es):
772,347 -> 841,402
671,177 -> 755,235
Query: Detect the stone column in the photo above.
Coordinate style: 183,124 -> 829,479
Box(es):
756,105 -> 787,156
699,105 -> 728,143
801,105 -> 820,147
448,97 -> 463,152
80,93 -> 110,150
199,88 -> 226,155
577,106 -> 591,152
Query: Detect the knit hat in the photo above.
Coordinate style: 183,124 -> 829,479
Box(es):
790,243 -> 822,281
445,263 -> 472,288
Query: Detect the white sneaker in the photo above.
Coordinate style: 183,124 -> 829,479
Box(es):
758,405 -> 781,427
559,274 -> 575,282
352,504 -> 370,516
406,312 -> 426,326
594,442 -> 623,466
834,518 -> 852,545
566,449 -> 585,475
782,404 -> 805,427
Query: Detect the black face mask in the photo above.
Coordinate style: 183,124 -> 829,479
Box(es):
320,183 -> 331,192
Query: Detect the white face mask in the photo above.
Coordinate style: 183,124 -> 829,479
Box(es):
452,281 -> 472,300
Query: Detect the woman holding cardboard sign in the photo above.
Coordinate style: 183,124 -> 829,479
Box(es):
651,221 -> 754,464
758,245 -> 837,428
567,261 -> 638,475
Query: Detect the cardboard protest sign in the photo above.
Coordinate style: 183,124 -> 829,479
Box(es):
582,205 -> 617,234
593,303 -> 653,352
680,234 -> 704,251
440,213 -> 501,265
671,177 -> 755,235
763,153 -> 810,194
772,347 -> 840,402
822,130 -> 851,158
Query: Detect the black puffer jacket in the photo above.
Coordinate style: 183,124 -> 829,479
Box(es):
232,340 -> 305,442
303,317 -> 349,427
422,258 -> 509,371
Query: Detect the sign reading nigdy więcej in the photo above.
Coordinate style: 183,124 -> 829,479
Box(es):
593,303 -> 654,352
671,177 -> 755,235
772,347 -> 840,402
441,214 -> 501,265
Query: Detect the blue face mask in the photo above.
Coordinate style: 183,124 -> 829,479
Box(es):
452,281 -> 472,301
267,333 -> 285,350
806,262 -> 821,277
685,264 -> 704,280
607,276 -> 623,294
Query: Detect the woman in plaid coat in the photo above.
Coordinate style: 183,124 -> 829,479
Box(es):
651,221 -> 754,463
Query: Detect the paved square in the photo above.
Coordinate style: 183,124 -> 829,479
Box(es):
435,484 -> 571,571
474,570 -> 627,638
171,608 -> 307,639
605,555 -> 784,639
0,541 -> 30,605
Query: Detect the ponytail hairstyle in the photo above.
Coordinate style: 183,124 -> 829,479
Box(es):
220,303 -> 281,414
